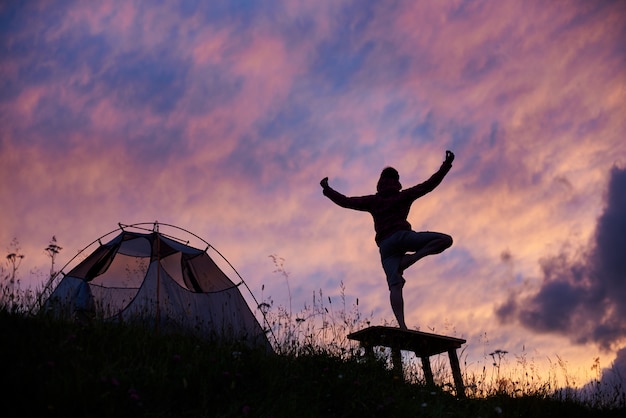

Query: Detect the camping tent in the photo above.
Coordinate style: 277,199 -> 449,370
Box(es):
43,222 -> 272,351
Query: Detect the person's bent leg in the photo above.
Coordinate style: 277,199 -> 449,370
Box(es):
389,282 -> 407,330
399,232 -> 453,271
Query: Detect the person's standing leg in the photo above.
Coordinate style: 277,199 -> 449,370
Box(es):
389,282 -> 407,330
380,232 -> 409,329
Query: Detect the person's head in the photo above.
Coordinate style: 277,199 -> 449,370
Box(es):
377,166 -> 402,193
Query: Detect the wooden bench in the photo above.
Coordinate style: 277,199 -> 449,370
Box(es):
347,326 -> 466,397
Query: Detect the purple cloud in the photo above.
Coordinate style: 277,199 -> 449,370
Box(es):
497,166 -> 626,350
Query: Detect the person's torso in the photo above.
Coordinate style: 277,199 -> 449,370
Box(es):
370,192 -> 413,244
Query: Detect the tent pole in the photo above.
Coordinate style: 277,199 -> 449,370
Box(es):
155,229 -> 161,335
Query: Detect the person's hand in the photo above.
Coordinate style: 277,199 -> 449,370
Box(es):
445,150 -> 455,164
320,177 -> 329,189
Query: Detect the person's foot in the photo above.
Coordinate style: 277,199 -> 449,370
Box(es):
399,252 -> 416,273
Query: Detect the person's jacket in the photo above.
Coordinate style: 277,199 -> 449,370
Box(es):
322,162 -> 452,245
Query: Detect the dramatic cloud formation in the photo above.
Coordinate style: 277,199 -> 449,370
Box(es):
1,0 -> 625,387
497,167 -> 626,350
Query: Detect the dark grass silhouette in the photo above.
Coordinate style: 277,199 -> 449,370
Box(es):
1,239 -> 624,416
1,299 -> 624,417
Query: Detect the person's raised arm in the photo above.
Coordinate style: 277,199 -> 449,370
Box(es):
320,177 -> 372,211
404,150 -> 455,198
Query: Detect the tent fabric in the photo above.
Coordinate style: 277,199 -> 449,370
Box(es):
44,229 -> 271,351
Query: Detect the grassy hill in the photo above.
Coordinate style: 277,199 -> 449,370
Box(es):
1,309 -> 624,418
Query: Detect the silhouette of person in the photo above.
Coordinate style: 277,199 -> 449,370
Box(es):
320,150 -> 455,330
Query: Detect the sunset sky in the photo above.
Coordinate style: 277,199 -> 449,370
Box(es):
1,1 -> 625,389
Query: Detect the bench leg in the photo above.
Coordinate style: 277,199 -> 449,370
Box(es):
391,347 -> 403,379
421,356 -> 435,387
447,349 -> 465,398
